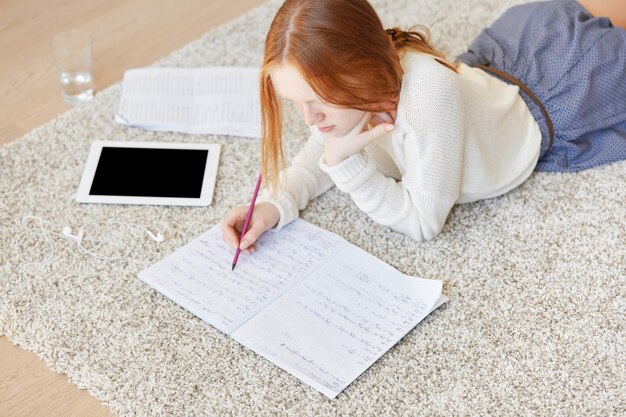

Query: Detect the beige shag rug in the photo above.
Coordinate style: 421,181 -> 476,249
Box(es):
1,0 -> 624,415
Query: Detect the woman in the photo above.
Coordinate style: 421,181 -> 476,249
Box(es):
221,0 -> 626,250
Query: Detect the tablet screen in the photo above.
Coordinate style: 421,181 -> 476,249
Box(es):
89,147 -> 208,198
76,141 -> 221,206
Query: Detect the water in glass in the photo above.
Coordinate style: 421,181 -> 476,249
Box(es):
59,71 -> 93,105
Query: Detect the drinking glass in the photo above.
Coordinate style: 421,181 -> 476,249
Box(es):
49,29 -> 94,105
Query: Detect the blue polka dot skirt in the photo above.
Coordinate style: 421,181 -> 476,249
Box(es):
457,0 -> 626,172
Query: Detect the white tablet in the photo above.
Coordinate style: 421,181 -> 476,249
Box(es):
76,141 -> 220,206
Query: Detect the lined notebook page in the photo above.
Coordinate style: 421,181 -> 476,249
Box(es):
138,220 -> 344,334
232,243 -> 443,398
138,219 -> 445,398
116,67 -> 261,137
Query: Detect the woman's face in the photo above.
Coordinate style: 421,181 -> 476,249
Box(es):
271,64 -> 367,137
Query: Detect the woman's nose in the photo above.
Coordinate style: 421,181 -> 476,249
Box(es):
303,105 -> 323,126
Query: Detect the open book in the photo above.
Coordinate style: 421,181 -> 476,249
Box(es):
116,67 -> 261,137
138,220 -> 447,398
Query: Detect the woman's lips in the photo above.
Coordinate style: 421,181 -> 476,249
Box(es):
319,125 -> 335,133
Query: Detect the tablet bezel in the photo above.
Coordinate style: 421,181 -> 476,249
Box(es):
76,140 -> 221,206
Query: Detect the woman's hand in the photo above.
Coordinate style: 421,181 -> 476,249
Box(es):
220,202 -> 280,253
323,112 -> 394,166
369,108 -> 397,127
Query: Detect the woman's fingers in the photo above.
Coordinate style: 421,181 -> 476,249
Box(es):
239,222 -> 266,250
220,223 -> 241,249
371,111 -> 394,125
220,202 -> 281,251
220,207 -> 248,248
349,112 -> 372,135
359,122 -> 395,146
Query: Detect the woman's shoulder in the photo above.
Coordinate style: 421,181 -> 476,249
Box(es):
395,52 -> 465,134
399,52 -> 462,103
401,51 -> 457,78
400,51 -> 461,95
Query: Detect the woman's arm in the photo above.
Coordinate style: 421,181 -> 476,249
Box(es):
319,65 -> 464,241
320,150 -> 459,241
256,127 -> 335,230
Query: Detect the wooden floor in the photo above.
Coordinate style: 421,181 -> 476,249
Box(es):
0,0 -> 265,415
0,0 -> 265,146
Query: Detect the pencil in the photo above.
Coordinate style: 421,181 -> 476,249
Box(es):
231,173 -> 263,271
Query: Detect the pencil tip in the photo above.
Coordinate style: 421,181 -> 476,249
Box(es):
231,264 -> 236,271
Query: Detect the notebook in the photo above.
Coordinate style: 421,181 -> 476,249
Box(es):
138,219 -> 447,398
116,67 -> 261,138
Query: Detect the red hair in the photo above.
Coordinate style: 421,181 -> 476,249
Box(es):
260,0 -> 453,192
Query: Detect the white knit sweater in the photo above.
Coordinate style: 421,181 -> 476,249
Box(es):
258,51 -> 542,241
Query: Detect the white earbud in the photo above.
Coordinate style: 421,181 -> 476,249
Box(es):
145,230 -> 164,243
61,226 -> 83,243
16,214 -> 165,266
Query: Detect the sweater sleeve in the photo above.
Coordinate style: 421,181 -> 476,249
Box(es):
256,127 -> 335,231
319,66 -> 465,241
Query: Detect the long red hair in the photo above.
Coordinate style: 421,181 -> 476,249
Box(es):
260,0 -> 452,192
